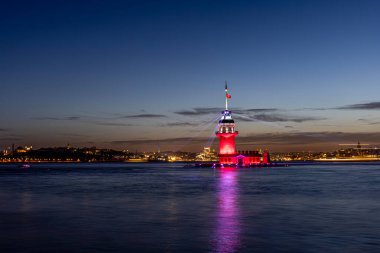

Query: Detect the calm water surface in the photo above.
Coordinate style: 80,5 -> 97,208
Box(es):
1,163 -> 380,252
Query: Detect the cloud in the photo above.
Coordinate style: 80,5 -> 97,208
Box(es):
122,114 -> 167,118
0,137 -> 22,141
335,102 -> 380,110
175,106 -> 351,116
253,114 -> 324,123
58,133 -> 91,137
234,113 -> 324,123
0,128 -> 9,132
233,115 -> 256,122
31,116 -> 81,121
0,137 -> 23,141
29,113 -> 165,127
356,118 -> 380,125
174,107 -> 278,116
94,122 -> 135,127
164,122 -> 200,127
173,107 -> 320,123
237,108 -> 278,113
174,107 -> 221,116
301,107 -> 329,111
282,102 -> 380,111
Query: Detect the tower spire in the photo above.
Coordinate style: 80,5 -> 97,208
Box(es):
225,81 -> 228,110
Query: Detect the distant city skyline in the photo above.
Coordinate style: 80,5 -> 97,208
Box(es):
1,0 -> 380,152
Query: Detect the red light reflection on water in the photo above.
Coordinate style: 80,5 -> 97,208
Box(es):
213,169 -> 241,253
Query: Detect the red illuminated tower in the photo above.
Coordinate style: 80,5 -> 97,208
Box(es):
216,82 -> 238,165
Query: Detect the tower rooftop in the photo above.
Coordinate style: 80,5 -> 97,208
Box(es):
219,110 -> 234,124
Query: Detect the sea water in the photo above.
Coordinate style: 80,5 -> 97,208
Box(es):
0,162 -> 380,252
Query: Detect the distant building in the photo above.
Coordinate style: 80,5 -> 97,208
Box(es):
196,147 -> 218,161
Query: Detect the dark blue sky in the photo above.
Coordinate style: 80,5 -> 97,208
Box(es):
1,0 -> 380,151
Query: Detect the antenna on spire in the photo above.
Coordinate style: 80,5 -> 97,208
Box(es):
225,81 -> 228,110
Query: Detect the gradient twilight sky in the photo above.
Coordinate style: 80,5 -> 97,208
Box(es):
1,0 -> 380,152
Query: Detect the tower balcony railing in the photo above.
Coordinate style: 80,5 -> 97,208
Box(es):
215,130 -> 239,134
